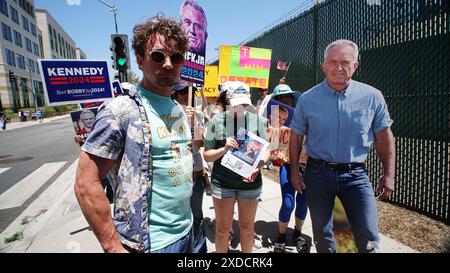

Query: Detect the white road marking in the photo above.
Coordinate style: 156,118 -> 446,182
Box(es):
0,159 -> 79,252
0,162 -> 66,210
0,168 -> 11,175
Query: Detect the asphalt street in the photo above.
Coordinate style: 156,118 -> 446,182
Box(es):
0,117 -> 80,232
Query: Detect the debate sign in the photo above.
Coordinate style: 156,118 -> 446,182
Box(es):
39,60 -> 114,106
219,45 -> 272,88
202,66 -> 218,97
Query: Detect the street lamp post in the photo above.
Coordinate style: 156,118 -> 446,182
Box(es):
25,62 -> 38,115
98,0 -> 118,34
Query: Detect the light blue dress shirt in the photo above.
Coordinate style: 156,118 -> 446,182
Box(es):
292,80 -> 393,163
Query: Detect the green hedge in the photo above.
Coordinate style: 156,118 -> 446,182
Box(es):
3,104 -> 79,119
42,106 -> 56,117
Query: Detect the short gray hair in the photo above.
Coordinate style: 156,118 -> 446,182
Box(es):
323,39 -> 359,63
179,0 -> 207,29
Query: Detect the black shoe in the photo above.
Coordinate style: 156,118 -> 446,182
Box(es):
294,234 -> 310,253
273,242 -> 285,253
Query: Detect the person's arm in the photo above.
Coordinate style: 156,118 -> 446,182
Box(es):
374,127 -> 395,198
74,134 -> 85,146
289,130 -> 305,193
203,137 -> 238,162
243,149 -> 271,182
199,87 -> 208,113
74,151 -> 127,253
194,129 -> 204,148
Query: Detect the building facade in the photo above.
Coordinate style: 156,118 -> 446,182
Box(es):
35,9 -> 77,60
0,1 -> 85,112
76,47 -> 86,59
0,0 -> 42,111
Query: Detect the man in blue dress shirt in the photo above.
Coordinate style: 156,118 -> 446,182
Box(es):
289,39 -> 395,253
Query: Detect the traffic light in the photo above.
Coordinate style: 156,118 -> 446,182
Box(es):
9,71 -> 15,82
111,34 -> 129,72
110,45 -> 115,70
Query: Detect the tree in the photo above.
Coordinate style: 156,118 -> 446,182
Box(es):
127,70 -> 141,84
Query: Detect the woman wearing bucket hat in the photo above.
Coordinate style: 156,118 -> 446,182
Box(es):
262,82 -> 310,253
203,81 -> 270,253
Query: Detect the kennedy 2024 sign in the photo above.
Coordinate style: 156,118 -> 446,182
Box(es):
219,45 -> 272,88
39,60 -> 114,106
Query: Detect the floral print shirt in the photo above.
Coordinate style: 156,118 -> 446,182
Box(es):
82,86 -> 154,252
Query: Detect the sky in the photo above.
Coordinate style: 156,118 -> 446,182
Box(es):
34,0 -> 316,79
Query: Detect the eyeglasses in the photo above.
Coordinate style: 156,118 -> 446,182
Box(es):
147,50 -> 185,65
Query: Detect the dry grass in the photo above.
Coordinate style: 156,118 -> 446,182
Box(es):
262,167 -> 450,253
377,201 -> 450,253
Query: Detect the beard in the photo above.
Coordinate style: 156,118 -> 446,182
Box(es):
155,69 -> 179,87
156,76 -> 176,87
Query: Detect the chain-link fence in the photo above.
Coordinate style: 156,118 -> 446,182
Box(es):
241,0 -> 449,223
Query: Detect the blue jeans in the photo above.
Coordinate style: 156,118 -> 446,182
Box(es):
152,227 -> 194,253
304,163 -> 379,253
190,174 -> 207,253
279,164 -> 308,223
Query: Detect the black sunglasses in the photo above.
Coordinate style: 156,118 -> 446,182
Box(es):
147,50 -> 185,65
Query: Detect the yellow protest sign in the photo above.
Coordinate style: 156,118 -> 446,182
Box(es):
201,65 -> 219,97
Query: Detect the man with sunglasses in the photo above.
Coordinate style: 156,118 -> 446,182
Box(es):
75,15 -> 195,253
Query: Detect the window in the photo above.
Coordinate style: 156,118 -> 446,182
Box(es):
1,22 -> 12,42
10,6 -> 19,24
16,54 -> 25,69
22,15 -> 28,31
18,0 -> 32,17
58,34 -> 62,55
25,37 -> 32,52
5,49 -> 16,67
48,25 -> 54,50
25,1 -> 31,16
30,23 -> 36,36
38,35 -> 43,58
13,30 -> 22,47
33,42 -> 39,56
35,61 -> 40,74
0,0 -> 8,17
28,58 -> 35,73
53,29 -> 58,53
62,39 -> 66,58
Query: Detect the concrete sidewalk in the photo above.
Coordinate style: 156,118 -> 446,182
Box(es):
2,114 -> 70,131
0,174 -> 418,253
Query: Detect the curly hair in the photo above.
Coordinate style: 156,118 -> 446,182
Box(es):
132,13 -> 188,58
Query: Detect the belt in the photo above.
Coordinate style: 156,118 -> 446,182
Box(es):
307,157 -> 365,172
